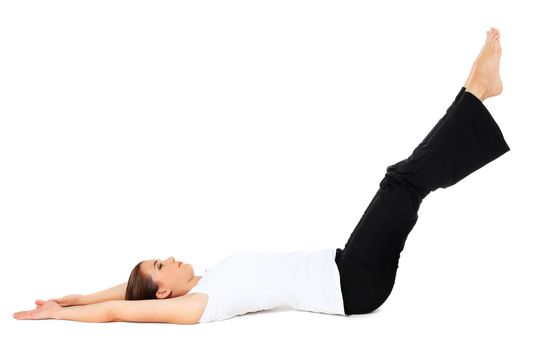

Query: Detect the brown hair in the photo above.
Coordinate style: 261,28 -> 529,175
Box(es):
125,261 -> 159,300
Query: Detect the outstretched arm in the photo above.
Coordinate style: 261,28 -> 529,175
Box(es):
80,282 -> 128,304
14,295 -> 204,325
49,282 -> 128,306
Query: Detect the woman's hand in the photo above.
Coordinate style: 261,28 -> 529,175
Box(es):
48,294 -> 84,306
13,300 -> 62,320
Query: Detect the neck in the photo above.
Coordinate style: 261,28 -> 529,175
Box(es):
186,275 -> 202,291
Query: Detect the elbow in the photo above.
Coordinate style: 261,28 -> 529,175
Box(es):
105,301 -> 120,322
108,309 -> 118,322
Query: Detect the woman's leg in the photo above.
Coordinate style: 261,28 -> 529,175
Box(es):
335,28 -> 510,315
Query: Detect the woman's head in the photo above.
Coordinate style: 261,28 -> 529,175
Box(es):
125,256 -> 196,300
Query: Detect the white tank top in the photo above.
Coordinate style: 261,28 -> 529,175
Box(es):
189,248 -> 345,323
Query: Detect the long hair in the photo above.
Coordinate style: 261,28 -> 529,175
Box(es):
125,261 -> 159,300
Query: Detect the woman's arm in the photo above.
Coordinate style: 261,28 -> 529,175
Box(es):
80,282 -> 128,304
15,294 -> 206,325
50,282 -> 127,306
55,301 -> 116,323
109,295 -> 205,324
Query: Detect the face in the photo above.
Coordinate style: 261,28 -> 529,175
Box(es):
139,256 -> 195,299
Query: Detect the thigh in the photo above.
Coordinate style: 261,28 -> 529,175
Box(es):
335,174 -> 421,314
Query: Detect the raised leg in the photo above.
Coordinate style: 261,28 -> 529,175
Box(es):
335,28 -> 510,315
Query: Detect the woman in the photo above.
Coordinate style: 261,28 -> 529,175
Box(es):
13,27 -> 510,325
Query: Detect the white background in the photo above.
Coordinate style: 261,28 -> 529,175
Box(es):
1,0 -> 539,349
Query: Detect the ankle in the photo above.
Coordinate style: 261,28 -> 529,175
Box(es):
465,81 -> 489,102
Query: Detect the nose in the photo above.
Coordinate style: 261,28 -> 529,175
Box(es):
168,256 -> 175,264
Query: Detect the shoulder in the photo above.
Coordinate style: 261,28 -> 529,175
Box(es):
183,293 -> 208,322
184,292 -> 208,309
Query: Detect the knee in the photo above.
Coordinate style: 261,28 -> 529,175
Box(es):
380,173 -> 424,211
383,168 -> 430,201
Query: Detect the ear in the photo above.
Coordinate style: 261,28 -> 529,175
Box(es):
156,288 -> 172,299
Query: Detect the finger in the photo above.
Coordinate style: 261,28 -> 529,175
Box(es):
15,313 -> 32,320
13,311 -> 23,318
13,311 -> 29,319
14,312 -> 27,319
14,309 -> 31,316
15,310 -> 38,320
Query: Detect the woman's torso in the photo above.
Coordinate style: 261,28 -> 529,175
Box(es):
187,249 -> 345,323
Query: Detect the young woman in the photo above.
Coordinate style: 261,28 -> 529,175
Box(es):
14,27 -> 510,325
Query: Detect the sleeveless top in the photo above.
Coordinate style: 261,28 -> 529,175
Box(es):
188,248 -> 346,323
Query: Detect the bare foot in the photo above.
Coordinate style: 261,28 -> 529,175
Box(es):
464,27 -> 503,101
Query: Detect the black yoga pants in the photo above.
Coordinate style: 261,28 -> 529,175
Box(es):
334,87 -> 511,315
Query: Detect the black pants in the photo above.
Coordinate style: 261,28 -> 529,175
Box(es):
335,87 -> 511,315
